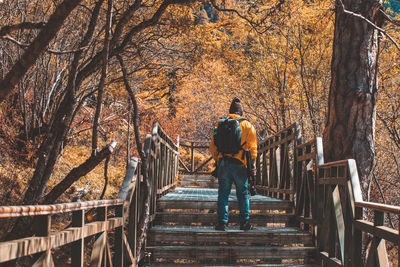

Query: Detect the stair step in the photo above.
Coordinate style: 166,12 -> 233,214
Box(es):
179,180 -> 219,188
148,225 -> 312,245
147,245 -> 316,261
145,264 -> 319,267
180,174 -> 215,180
179,175 -> 218,187
158,187 -> 292,211
154,212 -> 292,225
158,200 -> 291,210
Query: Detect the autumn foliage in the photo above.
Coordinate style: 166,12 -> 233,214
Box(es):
0,0 -> 400,263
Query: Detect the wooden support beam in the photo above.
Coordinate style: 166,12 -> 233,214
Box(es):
0,218 -> 123,263
72,210 -> 85,267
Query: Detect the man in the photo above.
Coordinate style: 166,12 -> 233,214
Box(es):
209,97 -> 257,231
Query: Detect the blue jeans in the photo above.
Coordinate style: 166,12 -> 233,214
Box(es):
217,158 -> 249,224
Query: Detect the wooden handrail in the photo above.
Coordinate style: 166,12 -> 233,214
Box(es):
255,122 -> 301,200
0,120 -> 180,266
355,201 -> 400,215
0,199 -> 124,218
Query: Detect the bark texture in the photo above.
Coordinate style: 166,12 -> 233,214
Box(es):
323,0 -> 384,196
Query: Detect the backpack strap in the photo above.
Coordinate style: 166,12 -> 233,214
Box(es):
234,117 -> 248,159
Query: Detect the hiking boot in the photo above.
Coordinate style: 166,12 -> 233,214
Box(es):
215,222 -> 227,231
240,220 -> 253,230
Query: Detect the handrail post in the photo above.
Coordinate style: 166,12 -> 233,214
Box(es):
72,210 -> 85,267
33,214 -> 52,266
190,142 -> 195,174
114,205 -> 123,267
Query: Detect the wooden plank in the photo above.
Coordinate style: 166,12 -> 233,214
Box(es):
157,182 -> 177,195
297,153 -> 315,162
157,137 -> 179,154
377,240 -> 389,267
148,245 -> 315,260
90,232 -> 106,267
318,178 -> 347,185
319,251 -> 343,267
148,226 -> 313,245
123,233 -> 135,265
155,212 -> 292,225
256,186 -> 294,194
157,200 -> 292,211
332,186 -> 345,262
0,218 -> 123,263
355,201 -> 400,215
179,144 -> 209,149
318,160 -> 349,169
178,158 -> 191,173
296,216 -> 314,225
71,210 -> 84,267
117,158 -> 138,201
354,220 -> 399,243
296,139 -> 315,149
193,156 -> 213,173
32,250 -> 55,267
0,199 -> 124,218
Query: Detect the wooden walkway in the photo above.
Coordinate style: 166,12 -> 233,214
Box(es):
1,122 -> 399,266
145,175 -> 318,266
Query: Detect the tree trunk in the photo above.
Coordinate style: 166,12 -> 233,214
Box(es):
43,141 -> 117,204
323,0 -> 384,197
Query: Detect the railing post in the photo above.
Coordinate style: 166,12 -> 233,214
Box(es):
72,210 -> 85,267
114,205 -> 123,267
352,207 -> 363,267
98,206 -> 108,267
190,142 -> 195,174
367,210 -> 389,266
33,214 -> 52,267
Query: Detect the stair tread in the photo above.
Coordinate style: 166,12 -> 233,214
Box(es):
148,245 -> 316,259
159,187 -> 290,203
147,245 -> 316,253
145,264 -> 319,267
150,225 -> 307,233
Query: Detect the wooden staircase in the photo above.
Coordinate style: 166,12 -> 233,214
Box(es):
144,175 -> 318,266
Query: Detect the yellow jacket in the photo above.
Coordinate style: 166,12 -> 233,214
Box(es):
209,114 -> 257,166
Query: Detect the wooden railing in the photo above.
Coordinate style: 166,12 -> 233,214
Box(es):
0,159 -> 140,267
0,121 -> 179,266
178,140 -> 212,175
148,121 -> 180,221
315,159 -> 399,266
292,131 -> 399,266
253,123 -> 399,266
255,123 -> 301,201
295,137 -> 324,231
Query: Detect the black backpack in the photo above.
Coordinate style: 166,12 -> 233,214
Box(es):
214,117 -> 246,155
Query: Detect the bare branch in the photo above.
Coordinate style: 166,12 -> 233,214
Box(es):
210,0 -> 285,34
92,0 -> 113,155
0,22 -> 46,36
380,9 -> 400,27
338,0 -> 400,51
2,35 -> 88,54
